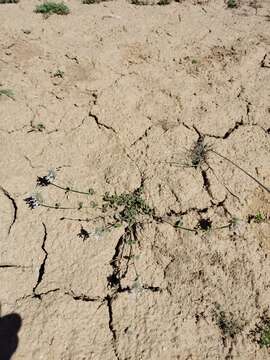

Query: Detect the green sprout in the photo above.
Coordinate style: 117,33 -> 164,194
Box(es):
254,212 -> 265,223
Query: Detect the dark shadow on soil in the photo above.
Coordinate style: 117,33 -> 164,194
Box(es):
0,313 -> 22,360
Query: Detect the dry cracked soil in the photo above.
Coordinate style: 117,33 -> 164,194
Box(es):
0,0 -> 270,359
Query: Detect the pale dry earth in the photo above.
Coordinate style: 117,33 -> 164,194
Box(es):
0,0 -> 270,359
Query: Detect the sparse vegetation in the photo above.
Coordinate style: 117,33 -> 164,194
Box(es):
24,172 -> 154,239
102,189 -> 153,227
23,123 -> 264,241
24,169 -> 244,239
35,2 -> 70,16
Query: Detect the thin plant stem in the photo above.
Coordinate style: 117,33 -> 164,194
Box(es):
163,219 -> 232,232
161,219 -> 197,232
174,224 -> 198,232
60,215 -> 105,222
40,204 -> 92,210
59,208 -> 118,221
161,161 -> 196,168
50,182 -> 93,195
211,223 -> 231,231
211,149 -> 270,194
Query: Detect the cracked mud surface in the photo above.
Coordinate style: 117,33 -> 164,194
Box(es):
0,0 -> 270,359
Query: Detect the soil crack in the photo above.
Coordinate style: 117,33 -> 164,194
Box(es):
65,290 -> 102,303
0,185 -> 18,234
201,169 -> 214,199
107,228 -> 128,292
89,111 -> 117,134
33,222 -> 48,299
0,264 -> 26,269
105,295 -> 120,360
131,125 -> 154,146
222,118 -> 244,139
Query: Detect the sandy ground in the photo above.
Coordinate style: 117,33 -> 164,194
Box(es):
0,0 -> 270,359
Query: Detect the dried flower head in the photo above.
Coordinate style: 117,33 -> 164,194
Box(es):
77,227 -> 90,241
24,192 -> 44,209
24,194 -> 40,209
190,137 -> 211,168
37,170 -> 56,186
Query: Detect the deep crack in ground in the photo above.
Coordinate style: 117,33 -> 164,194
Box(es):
105,295 -> 120,360
32,222 -> 48,299
0,185 -> 17,234
89,111 -> 117,134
